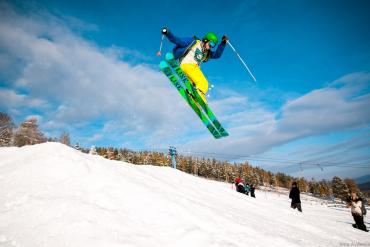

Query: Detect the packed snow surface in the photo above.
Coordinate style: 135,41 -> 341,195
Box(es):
0,143 -> 369,247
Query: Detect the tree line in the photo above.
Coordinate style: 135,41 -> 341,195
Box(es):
0,111 -> 365,200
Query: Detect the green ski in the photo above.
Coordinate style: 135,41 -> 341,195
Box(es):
159,60 -> 223,139
164,53 -> 229,137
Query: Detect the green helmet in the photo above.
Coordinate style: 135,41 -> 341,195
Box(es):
203,32 -> 218,44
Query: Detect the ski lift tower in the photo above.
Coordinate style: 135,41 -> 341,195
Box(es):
169,146 -> 178,169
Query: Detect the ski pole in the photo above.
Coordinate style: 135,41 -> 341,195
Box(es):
227,40 -> 257,82
157,34 -> 164,57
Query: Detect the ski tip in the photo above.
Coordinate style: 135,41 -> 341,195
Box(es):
159,61 -> 169,70
165,52 -> 175,61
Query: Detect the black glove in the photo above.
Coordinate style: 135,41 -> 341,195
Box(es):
161,27 -> 168,35
222,35 -> 228,43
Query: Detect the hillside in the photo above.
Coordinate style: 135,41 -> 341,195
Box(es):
358,181 -> 370,195
355,175 -> 370,185
0,143 -> 368,247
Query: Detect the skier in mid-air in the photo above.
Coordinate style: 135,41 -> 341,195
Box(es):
160,28 -> 228,102
158,28 -> 255,138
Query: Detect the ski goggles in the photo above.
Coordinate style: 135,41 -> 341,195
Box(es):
209,41 -> 216,48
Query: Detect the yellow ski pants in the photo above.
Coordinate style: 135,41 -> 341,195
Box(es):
180,63 -> 208,102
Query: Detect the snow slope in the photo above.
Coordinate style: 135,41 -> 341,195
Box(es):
0,143 -> 368,247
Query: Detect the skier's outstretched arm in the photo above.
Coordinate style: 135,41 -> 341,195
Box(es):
162,28 -> 194,47
210,35 -> 228,59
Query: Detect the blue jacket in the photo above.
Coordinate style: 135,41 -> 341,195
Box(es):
166,31 -> 226,61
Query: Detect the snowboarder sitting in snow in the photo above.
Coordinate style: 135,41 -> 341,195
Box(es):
289,181 -> 302,212
235,177 -> 242,190
236,180 -> 246,194
160,27 -> 228,103
346,192 -> 368,232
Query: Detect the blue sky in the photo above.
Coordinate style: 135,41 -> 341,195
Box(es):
1,0 -> 369,180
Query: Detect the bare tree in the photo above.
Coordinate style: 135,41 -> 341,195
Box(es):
0,112 -> 15,146
14,118 -> 46,147
59,131 -> 70,146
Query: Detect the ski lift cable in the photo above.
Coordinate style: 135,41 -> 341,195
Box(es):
176,149 -> 369,165
89,147 -> 369,169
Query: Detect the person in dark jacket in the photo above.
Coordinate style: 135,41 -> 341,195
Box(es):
346,192 -> 368,232
250,184 -> 256,198
289,181 -> 302,212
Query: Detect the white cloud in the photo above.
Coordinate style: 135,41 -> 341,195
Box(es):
0,88 -> 47,109
0,89 -> 25,107
277,85 -> 370,135
0,2 -> 197,143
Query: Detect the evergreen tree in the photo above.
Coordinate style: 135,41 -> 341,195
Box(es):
318,180 -> 331,197
47,137 -> 58,142
113,148 -> 119,160
332,176 -> 349,200
298,178 -> 308,192
107,147 -> 116,160
276,172 -> 292,189
309,179 -> 319,195
269,173 -> 277,188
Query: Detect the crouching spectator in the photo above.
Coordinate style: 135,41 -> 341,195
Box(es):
346,192 -> 368,232
289,181 -> 302,212
245,183 -> 250,195
236,180 -> 246,194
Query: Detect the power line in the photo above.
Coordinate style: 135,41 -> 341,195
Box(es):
175,150 -> 370,169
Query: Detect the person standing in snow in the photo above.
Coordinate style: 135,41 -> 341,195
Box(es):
346,192 -> 368,232
160,28 -> 228,102
245,183 -> 250,196
289,181 -> 302,212
250,184 -> 256,198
